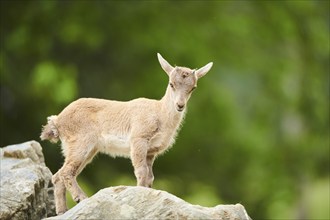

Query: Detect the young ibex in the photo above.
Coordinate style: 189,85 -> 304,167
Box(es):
41,53 -> 213,215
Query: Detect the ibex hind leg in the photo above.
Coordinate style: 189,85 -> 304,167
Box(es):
52,171 -> 68,215
58,142 -> 98,205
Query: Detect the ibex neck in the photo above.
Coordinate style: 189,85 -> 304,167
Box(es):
160,86 -> 186,122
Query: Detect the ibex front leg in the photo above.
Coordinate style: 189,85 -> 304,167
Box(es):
130,138 -> 149,187
146,154 -> 156,187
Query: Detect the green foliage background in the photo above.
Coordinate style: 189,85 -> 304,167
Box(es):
1,1 -> 329,219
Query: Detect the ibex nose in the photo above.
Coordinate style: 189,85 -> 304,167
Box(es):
177,104 -> 185,112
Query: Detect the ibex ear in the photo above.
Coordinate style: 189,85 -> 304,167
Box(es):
195,62 -> 213,79
157,53 -> 174,76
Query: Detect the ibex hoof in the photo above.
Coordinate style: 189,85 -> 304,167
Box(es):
57,209 -> 67,216
74,194 -> 87,203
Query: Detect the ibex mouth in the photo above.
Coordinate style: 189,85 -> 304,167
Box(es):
177,107 -> 185,112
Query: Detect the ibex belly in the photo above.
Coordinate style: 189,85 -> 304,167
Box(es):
99,134 -> 131,158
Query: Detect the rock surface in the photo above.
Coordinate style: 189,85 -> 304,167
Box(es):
0,140 -> 251,220
0,141 -> 55,220
46,186 -> 251,220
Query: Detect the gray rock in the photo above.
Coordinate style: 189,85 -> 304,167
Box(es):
46,186 -> 251,220
0,141 -> 251,220
0,141 -> 55,220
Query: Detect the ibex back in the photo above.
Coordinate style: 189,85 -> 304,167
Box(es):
40,53 -> 213,215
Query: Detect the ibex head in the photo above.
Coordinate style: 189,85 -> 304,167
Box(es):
157,53 -> 213,112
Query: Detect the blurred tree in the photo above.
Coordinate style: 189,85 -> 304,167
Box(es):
1,1 -> 329,219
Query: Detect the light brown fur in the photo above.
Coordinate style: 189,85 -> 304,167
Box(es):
41,53 -> 213,215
